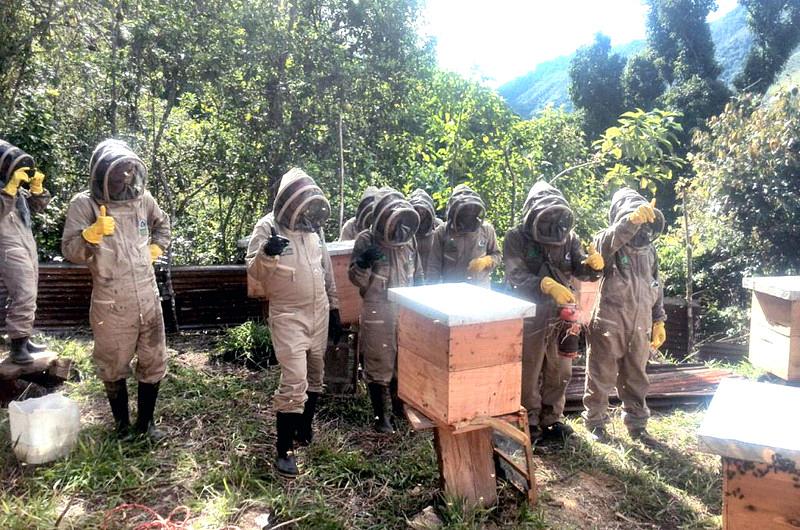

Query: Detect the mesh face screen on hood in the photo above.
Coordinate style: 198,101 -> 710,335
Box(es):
90,144 -> 147,202
608,187 -> 665,247
0,142 -> 35,184
452,201 -> 484,233
274,168 -> 331,232
446,186 -> 485,234
529,206 -> 574,245
373,189 -> 420,245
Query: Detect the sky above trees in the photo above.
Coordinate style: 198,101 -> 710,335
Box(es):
421,0 -> 738,86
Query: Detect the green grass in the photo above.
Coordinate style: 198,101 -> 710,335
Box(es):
0,334 -> 727,529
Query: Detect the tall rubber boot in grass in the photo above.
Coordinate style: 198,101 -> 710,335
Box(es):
135,381 -> 166,442
368,383 -> 394,434
296,392 -> 319,447
275,412 -> 300,477
9,337 -> 33,364
389,378 -> 404,419
103,379 -> 130,436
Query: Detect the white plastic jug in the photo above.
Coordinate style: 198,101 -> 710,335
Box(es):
9,392 -> 80,464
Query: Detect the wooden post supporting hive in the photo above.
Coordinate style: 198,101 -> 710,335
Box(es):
698,379 -> 800,529
389,283 -> 536,506
743,276 -> 800,382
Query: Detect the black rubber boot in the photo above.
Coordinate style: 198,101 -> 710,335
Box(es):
588,425 -> 611,444
24,337 -> 48,354
629,427 -> 661,448
296,392 -> 319,447
389,378 -> 404,419
544,421 -> 574,441
9,337 -> 33,365
275,412 -> 300,477
103,379 -> 130,436
135,381 -> 166,442
368,383 -> 394,433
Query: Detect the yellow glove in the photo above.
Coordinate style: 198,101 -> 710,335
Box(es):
651,321 -> 666,350
29,170 -> 45,195
149,243 -> 163,263
3,167 -> 30,196
82,205 -> 116,244
540,276 -> 576,305
628,198 -> 657,225
467,255 -> 494,273
582,243 -> 604,271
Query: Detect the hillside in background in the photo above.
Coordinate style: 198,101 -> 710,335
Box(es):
499,5 -> 752,117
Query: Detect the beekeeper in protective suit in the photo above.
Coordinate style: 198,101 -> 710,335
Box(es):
338,186 -> 378,241
0,141 -> 51,364
246,167 -> 341,477
504,181 -> 603,441
426,184 -> 500,287
349,187 -> 422,433
408,188 -> 443,276
62,139 -> 171,441
583,187 -> 666,444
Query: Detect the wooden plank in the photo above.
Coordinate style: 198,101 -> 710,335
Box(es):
434,426 -> 497,507
397,347 -> 450,424
448,319 -> 522,371
404,404 -> 436,431
0,352 -> 58,380
722,458 -> 800,530
448,361 -> 521,424
397,307 -> 450,370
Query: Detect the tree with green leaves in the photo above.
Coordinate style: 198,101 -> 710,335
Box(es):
644,0 -> 730,133
622,51 -> 664,110
568,33 -> 626,139
734,0 -> 800,93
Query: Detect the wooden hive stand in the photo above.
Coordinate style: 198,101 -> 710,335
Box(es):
405,405 -> 537,507
0,351 -> 72,405
698,378 -> 800,529
388,283 -> 538,507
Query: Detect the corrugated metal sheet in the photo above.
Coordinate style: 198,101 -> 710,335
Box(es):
564,363 -> 733,412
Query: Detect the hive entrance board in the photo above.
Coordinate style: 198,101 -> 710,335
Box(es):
388,283 -> 535,426
698,378 -> 800,529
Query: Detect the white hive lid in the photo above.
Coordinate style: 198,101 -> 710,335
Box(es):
326,240 -> 355,256
388,282 -> 536,326
698,378 -> 800,465
742,276 -> 800,301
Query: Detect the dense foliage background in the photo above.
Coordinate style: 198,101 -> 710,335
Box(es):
1,0 -> 799,343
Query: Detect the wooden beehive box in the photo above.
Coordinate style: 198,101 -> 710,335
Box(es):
742,276 -> 800,382
327,240 -> 361,325
698,379 -> 800,529
388,283 -> 535,425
